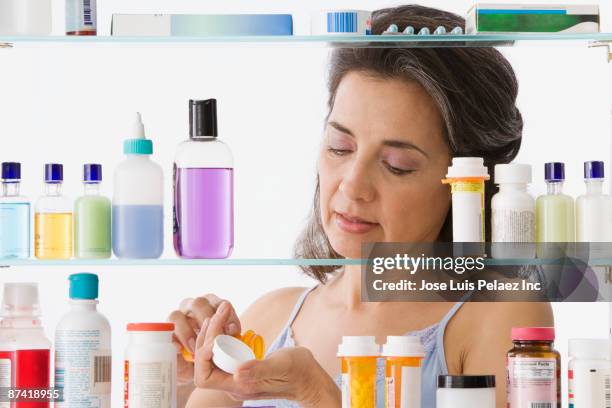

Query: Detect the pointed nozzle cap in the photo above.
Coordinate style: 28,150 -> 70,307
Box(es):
124,112 -> 153,155
190,99 -> 218,139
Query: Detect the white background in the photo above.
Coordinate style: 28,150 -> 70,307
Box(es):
0,0 -> 611,407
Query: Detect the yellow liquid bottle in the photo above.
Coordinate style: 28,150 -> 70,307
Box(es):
338,336 -> 380,408
35,164 -> 73,260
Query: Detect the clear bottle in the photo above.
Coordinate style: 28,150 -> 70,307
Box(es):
75,164 -> 111,259
506,327 -> 561,408
55,273 -> 111,408
35,163 -> 73,260
337,336 -> 380,408
124,323 -> 176,408
382,336 -> 424,408
536,162 -> 575,243
576,161 -> 612,242
65,0 -> 97,35
113,113 -> 164,259
0,283 -> 52,408
174,99 -> 234,259
0,162 -> 30,259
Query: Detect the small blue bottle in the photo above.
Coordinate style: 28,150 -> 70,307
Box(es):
0,162 -> 31,259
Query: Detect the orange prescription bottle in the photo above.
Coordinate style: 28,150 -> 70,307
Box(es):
181,330 -> 265,362
382,336 -> 425,408
337,336 -> 380,408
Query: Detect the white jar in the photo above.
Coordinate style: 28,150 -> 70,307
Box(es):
437,375 -> 496,408
124,323 -> 176,408
0,0 -> 52,35
568,338 -> 611,408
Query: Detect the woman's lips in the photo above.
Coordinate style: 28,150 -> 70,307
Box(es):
334,212 -> 378,234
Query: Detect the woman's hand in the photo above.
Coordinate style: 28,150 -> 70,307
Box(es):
168,294 -> 242,385
194,303 -> 341,407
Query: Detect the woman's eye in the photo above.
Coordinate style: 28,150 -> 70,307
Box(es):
327,147 -> 352,156
384,162 -> 415,175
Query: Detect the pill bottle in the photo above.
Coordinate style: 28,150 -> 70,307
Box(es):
337,336 -> 380,408
124,323 -> 176,408
507,327 -> 560,408
436,375 -> 495,408
181,329 -> 265,362
442,157 -> 490,242
568,338 -> 611,407
382,336 -> 424,408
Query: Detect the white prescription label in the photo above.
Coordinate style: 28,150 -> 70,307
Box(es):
341,373 -> 349,408
0,359 -> 10,408
127,362 -> 174,408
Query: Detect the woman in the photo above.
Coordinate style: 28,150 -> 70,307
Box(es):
170,5 -> 553,408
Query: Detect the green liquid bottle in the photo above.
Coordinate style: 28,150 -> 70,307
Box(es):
75,164 -> 111,259
536,162 -> 574,258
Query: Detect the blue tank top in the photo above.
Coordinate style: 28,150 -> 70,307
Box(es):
242,286 -> 465,408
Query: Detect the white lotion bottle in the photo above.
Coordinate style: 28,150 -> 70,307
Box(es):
576,161 -> 612,242
55,273 -> 111,408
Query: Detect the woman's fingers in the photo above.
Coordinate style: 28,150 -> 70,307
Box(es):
168,309 -> 197,353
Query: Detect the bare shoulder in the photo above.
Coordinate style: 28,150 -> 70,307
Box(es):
455,302 -> 554,335
240,287 -> 309,346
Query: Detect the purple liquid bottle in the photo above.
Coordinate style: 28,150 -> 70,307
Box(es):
173,99 -> 234,258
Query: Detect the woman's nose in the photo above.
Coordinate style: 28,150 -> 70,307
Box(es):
338,159 -> 376,203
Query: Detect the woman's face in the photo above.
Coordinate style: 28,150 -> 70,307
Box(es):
319,72 -> 451,258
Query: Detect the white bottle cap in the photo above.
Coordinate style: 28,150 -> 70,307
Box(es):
445,157 -> 489,179
381,336 -> 425,357
494,163 -> 532,185
212,335 -> 256,374
337,336 -> 380,357
569,338 -> 611,360
1,283 -> 41,318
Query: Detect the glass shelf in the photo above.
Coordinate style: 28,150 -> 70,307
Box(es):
1,33 -> 612,48
1,258 -> 610,267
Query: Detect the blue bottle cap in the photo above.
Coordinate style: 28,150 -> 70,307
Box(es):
84,164 -> 102,183
45,163 -> 63,183
584,161 -> 604,179
69,273 -> 99,300
544,162 -> 565,182
1,162 -> 21,181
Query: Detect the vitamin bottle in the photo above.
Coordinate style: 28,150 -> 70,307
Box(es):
568,338 -> 611,408
506,327 -> 561,408
124,323 -> 176,408
0,283 -> 52,408
174,99 -> 234,259
536,162 -> 575,244
0,162 -> 30,259
382,336 -> 424,408
55,273 -> 111,408
113,113 -> 164,259
75,164 -> 111,259
491,163 -> 535,258
442,157 -> 490,242
65,0 -> 97,35
337,336 -> 380,408
436,375 -> 495,408
35,164 -> 73,260
181,329 -> 265,362
576,161 -> 612,242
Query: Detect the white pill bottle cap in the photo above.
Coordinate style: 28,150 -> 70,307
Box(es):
382,336 -> 425,357
212,335 -> 256,374
446,157 -> 490,179
494,163 -> 532,185
337,336 -> 380,357
2,283 -> 41,318
569,338 -> 611,359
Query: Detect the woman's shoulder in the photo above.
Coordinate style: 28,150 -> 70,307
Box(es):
240,286 -> 310,347
455,302 -> 554,332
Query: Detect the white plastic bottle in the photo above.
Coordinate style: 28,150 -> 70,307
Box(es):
0,0 -> 52,35
0,283 -> 52,402
568,339 -> 611,408
113,113 -> 164,259
491,163 -> 535,259
55,273 -> 111,408
576,161 -> 612,242
174,99 -> 234,259
124,323 -> 176,408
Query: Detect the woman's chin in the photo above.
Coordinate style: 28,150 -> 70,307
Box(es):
328,237 -> 372,260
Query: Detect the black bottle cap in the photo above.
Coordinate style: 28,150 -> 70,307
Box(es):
437,375 -> 496,389
190,99 -> 218,139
